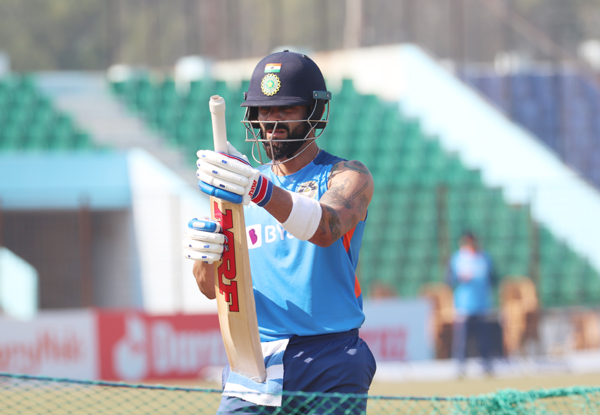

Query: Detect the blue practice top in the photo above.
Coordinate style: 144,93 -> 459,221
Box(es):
244,150 -> 366,342
447,248 -> 495,316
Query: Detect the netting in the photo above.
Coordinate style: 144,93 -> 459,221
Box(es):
2,373 -> 600,414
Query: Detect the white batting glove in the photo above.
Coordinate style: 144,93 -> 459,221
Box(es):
196,142 -> 274,207
183,218 -> 225,264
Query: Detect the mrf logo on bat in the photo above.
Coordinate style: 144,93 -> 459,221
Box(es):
213,201 -> 239,312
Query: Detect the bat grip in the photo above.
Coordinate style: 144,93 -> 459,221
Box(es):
209,95 -> 229,154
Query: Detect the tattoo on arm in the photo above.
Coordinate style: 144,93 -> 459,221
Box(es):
343,160 -> 370,174
317,211 -> 328,236
347,181 -> 368,204
318,159 -> 372,242
329,178 -> 369,210
323,205 -> 342,241
329,160 -> 369,186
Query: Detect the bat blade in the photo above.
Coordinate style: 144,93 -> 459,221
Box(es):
209,95 -> 266,383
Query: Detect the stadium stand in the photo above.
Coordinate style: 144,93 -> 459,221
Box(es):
110,75 -> 251,167
459,68 -> 600,189
0,74 -> 94,151
108,75 -> 600,308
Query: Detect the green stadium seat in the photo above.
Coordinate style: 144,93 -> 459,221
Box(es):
0,74 -> 100,153
25,125 -> 49,150
583,267 -> 600,304
504,257 -> 530,277
51,132 -> 73,150
213,80 -> 234,104
0,125 -> 23,150
399,279 -> 422,298
73,132 -> 93,150
556,276 -> 581,306
6,107 -> 30,126
32,106 -> 55,127
159,78 -> 178,101
189,79 -> 213,99
400,261 -> 426,282
110,80 -> 127,96
538,281 -> 559,308
12,88 -> 37,108
541,240 -> 567,262
337,79 -> 359,100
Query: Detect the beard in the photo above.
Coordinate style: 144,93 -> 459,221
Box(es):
259,121 -> 312,161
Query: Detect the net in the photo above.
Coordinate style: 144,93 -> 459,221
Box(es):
2,372 -> 600,415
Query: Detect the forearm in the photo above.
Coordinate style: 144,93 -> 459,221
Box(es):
310,204 -> 344,247
263,186 -> 338,247
193,260 -> 216,299
262,186 -> 294,223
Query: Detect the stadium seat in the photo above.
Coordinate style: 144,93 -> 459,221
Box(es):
464,68 -> 600,191
0,74 -> 97,152
0,125 -> 23,150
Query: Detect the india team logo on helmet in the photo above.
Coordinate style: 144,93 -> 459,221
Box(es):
261,74 -> 281,96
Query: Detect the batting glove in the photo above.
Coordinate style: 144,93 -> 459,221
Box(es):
196,143 -> 273,206
183,218 -> 225,263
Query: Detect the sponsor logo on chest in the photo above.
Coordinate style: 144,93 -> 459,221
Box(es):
246,224 -> 294,249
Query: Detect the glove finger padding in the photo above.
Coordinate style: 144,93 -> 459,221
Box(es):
196,149 -> 265,205
197,170 -> 247,196
183,218 -> 225,264
196,162 -> 250,187
185,228 -> 225,244
183,239 -> 224,254
196,150 -> 256,177
183,249 -> 222,263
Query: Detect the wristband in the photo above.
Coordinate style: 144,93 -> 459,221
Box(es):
251,175 -> 274,207
281,191 -> 322,241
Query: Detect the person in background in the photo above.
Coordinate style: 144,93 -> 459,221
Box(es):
446,231 -> 497,377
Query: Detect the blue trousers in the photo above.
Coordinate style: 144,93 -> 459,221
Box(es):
217,330 -> 377,414
452,314 -> 492,373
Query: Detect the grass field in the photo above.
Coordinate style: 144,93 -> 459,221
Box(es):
369,372 -> 600,397
157,371 -> 600,397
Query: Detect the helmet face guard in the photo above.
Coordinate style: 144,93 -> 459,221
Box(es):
240,51 -> 332,165
241,94 -> 331,165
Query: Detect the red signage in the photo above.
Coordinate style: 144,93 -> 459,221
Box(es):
97,311 -> 226,381
361,328 -> 408,361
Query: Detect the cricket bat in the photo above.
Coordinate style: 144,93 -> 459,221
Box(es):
208,95 -> 266,383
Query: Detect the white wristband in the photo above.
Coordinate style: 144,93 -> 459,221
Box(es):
281,191 -> 322,241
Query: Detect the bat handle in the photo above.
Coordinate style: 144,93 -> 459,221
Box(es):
209,95 -> 229,154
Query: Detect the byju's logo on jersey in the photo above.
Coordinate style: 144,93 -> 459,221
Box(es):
246,224 -> 294,249
246,224 -> 262,249
297,180 -> 318,199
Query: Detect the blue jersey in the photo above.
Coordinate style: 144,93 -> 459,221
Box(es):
244,150 -> 366,342
447,248 -> 494,316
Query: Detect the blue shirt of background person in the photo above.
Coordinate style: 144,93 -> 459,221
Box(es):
446,232 -> 497,316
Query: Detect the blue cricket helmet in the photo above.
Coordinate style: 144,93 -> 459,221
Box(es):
240,50 -> 332,165
242,50 -> 331,107
241,50 -> 331,129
